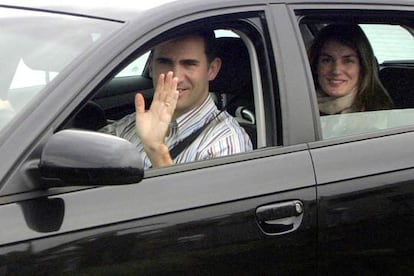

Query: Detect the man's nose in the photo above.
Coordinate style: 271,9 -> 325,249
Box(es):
171,65 -> 184,80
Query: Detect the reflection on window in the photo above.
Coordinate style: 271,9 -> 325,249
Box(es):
10,59 -> 58,89
0,6 -> 120,135
321,109 -> 414,139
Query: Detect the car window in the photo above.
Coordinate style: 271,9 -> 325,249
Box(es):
301,18 -> 414,140
84,13 -> 274,170
98,28 -> 258,146
116,52 -> 151,77
115,30 -> 239,78
360,24 -> 414,64
0,7 -> 120,133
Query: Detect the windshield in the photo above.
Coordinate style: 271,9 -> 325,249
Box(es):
0,7 -> 120,132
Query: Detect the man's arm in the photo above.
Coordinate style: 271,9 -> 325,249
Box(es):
135,71 -> 179,168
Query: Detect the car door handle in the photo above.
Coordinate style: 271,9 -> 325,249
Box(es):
256,200 -> 304,235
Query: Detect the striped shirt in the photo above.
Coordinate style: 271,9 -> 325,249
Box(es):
100,94 -> 252,169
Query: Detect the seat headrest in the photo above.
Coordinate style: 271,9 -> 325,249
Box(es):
210,37 -> 252,96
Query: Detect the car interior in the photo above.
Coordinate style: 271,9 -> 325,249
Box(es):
64,17 -> 414,149
66,32 -> 258,148
379,63 -> 414,109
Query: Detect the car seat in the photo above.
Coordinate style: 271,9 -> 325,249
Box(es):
66,101 -> 107,131
379,66 -> 414,109
210,37 -> 257,148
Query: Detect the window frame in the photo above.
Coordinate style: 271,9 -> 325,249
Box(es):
296,6 -> 414,142
74,11 -> 278,175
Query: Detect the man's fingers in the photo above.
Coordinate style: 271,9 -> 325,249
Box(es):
165,81 -> 179,111
165,71 -> 175,89
153,73 -> 165,102
164,72 -> 178,107
135,93 -> 146,114
170,75 -> 178,93
155,71 -> 179,102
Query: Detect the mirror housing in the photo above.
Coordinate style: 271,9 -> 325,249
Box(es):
19,198 -> 65,232
39,129 -> 143,187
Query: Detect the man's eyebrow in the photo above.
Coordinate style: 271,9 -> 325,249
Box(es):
155,57 -> 172,62
180,58 -> 200,64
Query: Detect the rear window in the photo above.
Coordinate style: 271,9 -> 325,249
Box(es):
360,24 -> 414,63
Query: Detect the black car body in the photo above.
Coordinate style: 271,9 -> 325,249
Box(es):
0,0 -> 413,274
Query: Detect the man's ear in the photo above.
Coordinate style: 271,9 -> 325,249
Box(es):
208,57 -> 222,81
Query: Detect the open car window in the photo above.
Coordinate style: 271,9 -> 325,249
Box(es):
115,30 -> 240,78
299,16 -> 414,140
93,27 -> 260,150
75,13 -> 275,170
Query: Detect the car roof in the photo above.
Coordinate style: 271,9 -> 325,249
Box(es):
0,0 -> 181,21
2,0 -> 414,22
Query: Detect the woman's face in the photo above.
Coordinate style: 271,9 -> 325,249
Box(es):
316,39 -> 361,97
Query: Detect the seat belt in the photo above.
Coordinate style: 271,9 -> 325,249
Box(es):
169,120 -> 212,159
169,94 -> 237,160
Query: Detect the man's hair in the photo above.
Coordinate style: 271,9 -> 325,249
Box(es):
192,29 -> 218,63
153,29 -> 218,63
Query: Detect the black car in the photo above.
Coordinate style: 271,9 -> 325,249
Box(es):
1,0 -> 413,274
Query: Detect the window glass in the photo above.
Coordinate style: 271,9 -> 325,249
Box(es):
116,52 -> 151,77
10,59 -> 59,89
320,109 -> 414,139
360,24 -> 414,63
0,7 -> 120,132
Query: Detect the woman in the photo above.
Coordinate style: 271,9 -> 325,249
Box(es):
308,24 -> 393,115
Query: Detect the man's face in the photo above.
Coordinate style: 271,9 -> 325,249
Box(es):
150,36 -> 221,118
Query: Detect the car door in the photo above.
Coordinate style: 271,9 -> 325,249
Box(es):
311,133 -> 414,275
0,3 -> 318,275
1,150 -> 316,275
291,4 -> 414,274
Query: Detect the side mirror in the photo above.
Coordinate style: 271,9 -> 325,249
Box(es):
39,129 -> 143,187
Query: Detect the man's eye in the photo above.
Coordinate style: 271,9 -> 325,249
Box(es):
185,61 -> 198,66
158,60 -> 169,64
156,58 -> 171,65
